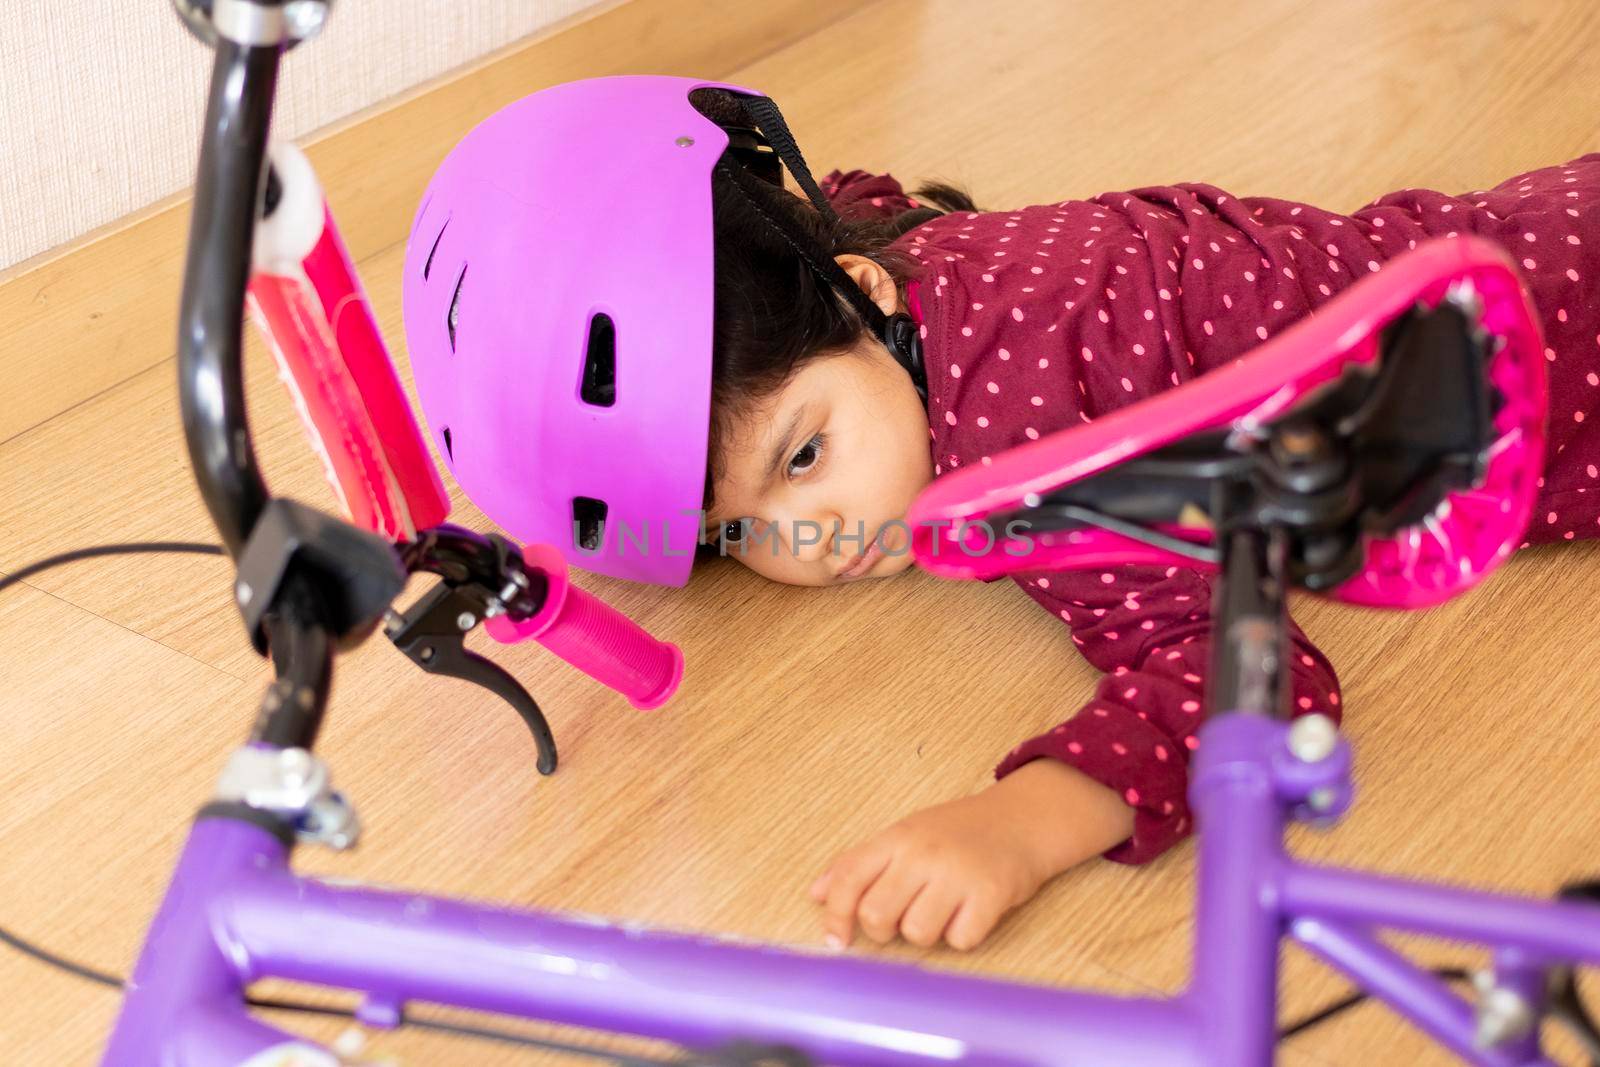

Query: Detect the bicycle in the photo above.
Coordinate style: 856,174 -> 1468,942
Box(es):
11,1 -> 1598,1063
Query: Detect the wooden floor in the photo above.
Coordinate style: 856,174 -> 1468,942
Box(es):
3,1 -> 1599,1063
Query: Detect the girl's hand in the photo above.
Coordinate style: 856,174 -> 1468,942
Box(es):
808,760 -> 1134,951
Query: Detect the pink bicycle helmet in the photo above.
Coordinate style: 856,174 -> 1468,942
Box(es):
402,76 -> 925,585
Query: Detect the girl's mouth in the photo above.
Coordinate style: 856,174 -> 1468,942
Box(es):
837,540 -> 885,581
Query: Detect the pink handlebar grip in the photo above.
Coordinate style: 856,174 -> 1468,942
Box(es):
484,545 -> 683,710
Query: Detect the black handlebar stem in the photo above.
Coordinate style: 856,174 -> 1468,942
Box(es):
178,37 -> 283,557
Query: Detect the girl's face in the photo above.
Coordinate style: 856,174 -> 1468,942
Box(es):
704,336 -> 934,587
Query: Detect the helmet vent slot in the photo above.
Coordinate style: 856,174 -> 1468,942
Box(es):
581,313 -> 617,407
573,496 -> 608,552
423,217 -> 448,280
447,265 -> 466,353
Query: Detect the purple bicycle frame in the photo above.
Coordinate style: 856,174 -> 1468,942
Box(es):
96,5 -> 1600,1065
100,709 -> 1600,1066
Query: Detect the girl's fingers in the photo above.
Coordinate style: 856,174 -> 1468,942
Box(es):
944,892 -> 1009,952
821,845 -> 892,947
808,869 -> 832,902
853,857 -> 928,944
898,878 -> 964,948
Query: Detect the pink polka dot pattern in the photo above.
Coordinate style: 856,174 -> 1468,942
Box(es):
820,155 -> 1600,867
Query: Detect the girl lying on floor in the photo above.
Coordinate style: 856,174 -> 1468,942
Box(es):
401,78 -> 1599,951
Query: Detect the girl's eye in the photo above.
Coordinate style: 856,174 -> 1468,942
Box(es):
788,433 -> 825,476
722,519 -> 746,543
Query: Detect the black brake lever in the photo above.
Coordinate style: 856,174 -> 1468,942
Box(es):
386,581 -> 557,775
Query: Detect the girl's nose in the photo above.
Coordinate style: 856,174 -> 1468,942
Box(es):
771,507 -> 840,565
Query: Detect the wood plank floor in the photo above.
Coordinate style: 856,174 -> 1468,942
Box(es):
3,1 -> 1598,1062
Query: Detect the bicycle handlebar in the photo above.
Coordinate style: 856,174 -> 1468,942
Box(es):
179,38 -> 283,558
485,545 -> 684,710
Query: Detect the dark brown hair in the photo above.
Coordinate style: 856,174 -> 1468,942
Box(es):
702,173 -> 977,512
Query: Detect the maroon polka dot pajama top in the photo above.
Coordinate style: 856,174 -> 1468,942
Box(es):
821,155 -> 1600,864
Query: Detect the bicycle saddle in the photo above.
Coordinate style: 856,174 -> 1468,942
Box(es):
908,237 -> 1548,608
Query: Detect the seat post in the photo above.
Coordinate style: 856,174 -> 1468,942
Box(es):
1207,523 -> 1292,720
1187,527 -> 1294,1063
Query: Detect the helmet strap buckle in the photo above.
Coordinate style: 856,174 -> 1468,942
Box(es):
882,312 -> 927,402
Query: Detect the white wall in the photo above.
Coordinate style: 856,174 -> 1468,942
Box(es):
0,0 -> 607,270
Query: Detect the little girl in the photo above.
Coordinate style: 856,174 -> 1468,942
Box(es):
403,78 -> 1600,955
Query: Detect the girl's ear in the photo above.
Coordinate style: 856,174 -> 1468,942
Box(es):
834,254 -> 899,316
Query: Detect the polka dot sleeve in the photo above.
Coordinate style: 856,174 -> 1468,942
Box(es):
995,565 -> 1343,865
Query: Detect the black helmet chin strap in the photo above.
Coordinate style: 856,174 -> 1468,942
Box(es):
712,94 -> 928,402
738,96 -> 839,222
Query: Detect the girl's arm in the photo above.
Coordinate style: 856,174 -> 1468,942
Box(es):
808,566 -> 1341,952
1001,564 -> 1342,863
809,757 -> 1134,951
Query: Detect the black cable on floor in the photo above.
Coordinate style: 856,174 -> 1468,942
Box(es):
0,541 -> 226,592
1277,967 -> 1471,1040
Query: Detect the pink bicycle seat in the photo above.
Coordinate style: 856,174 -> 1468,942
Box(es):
908,237 -> 1548,608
